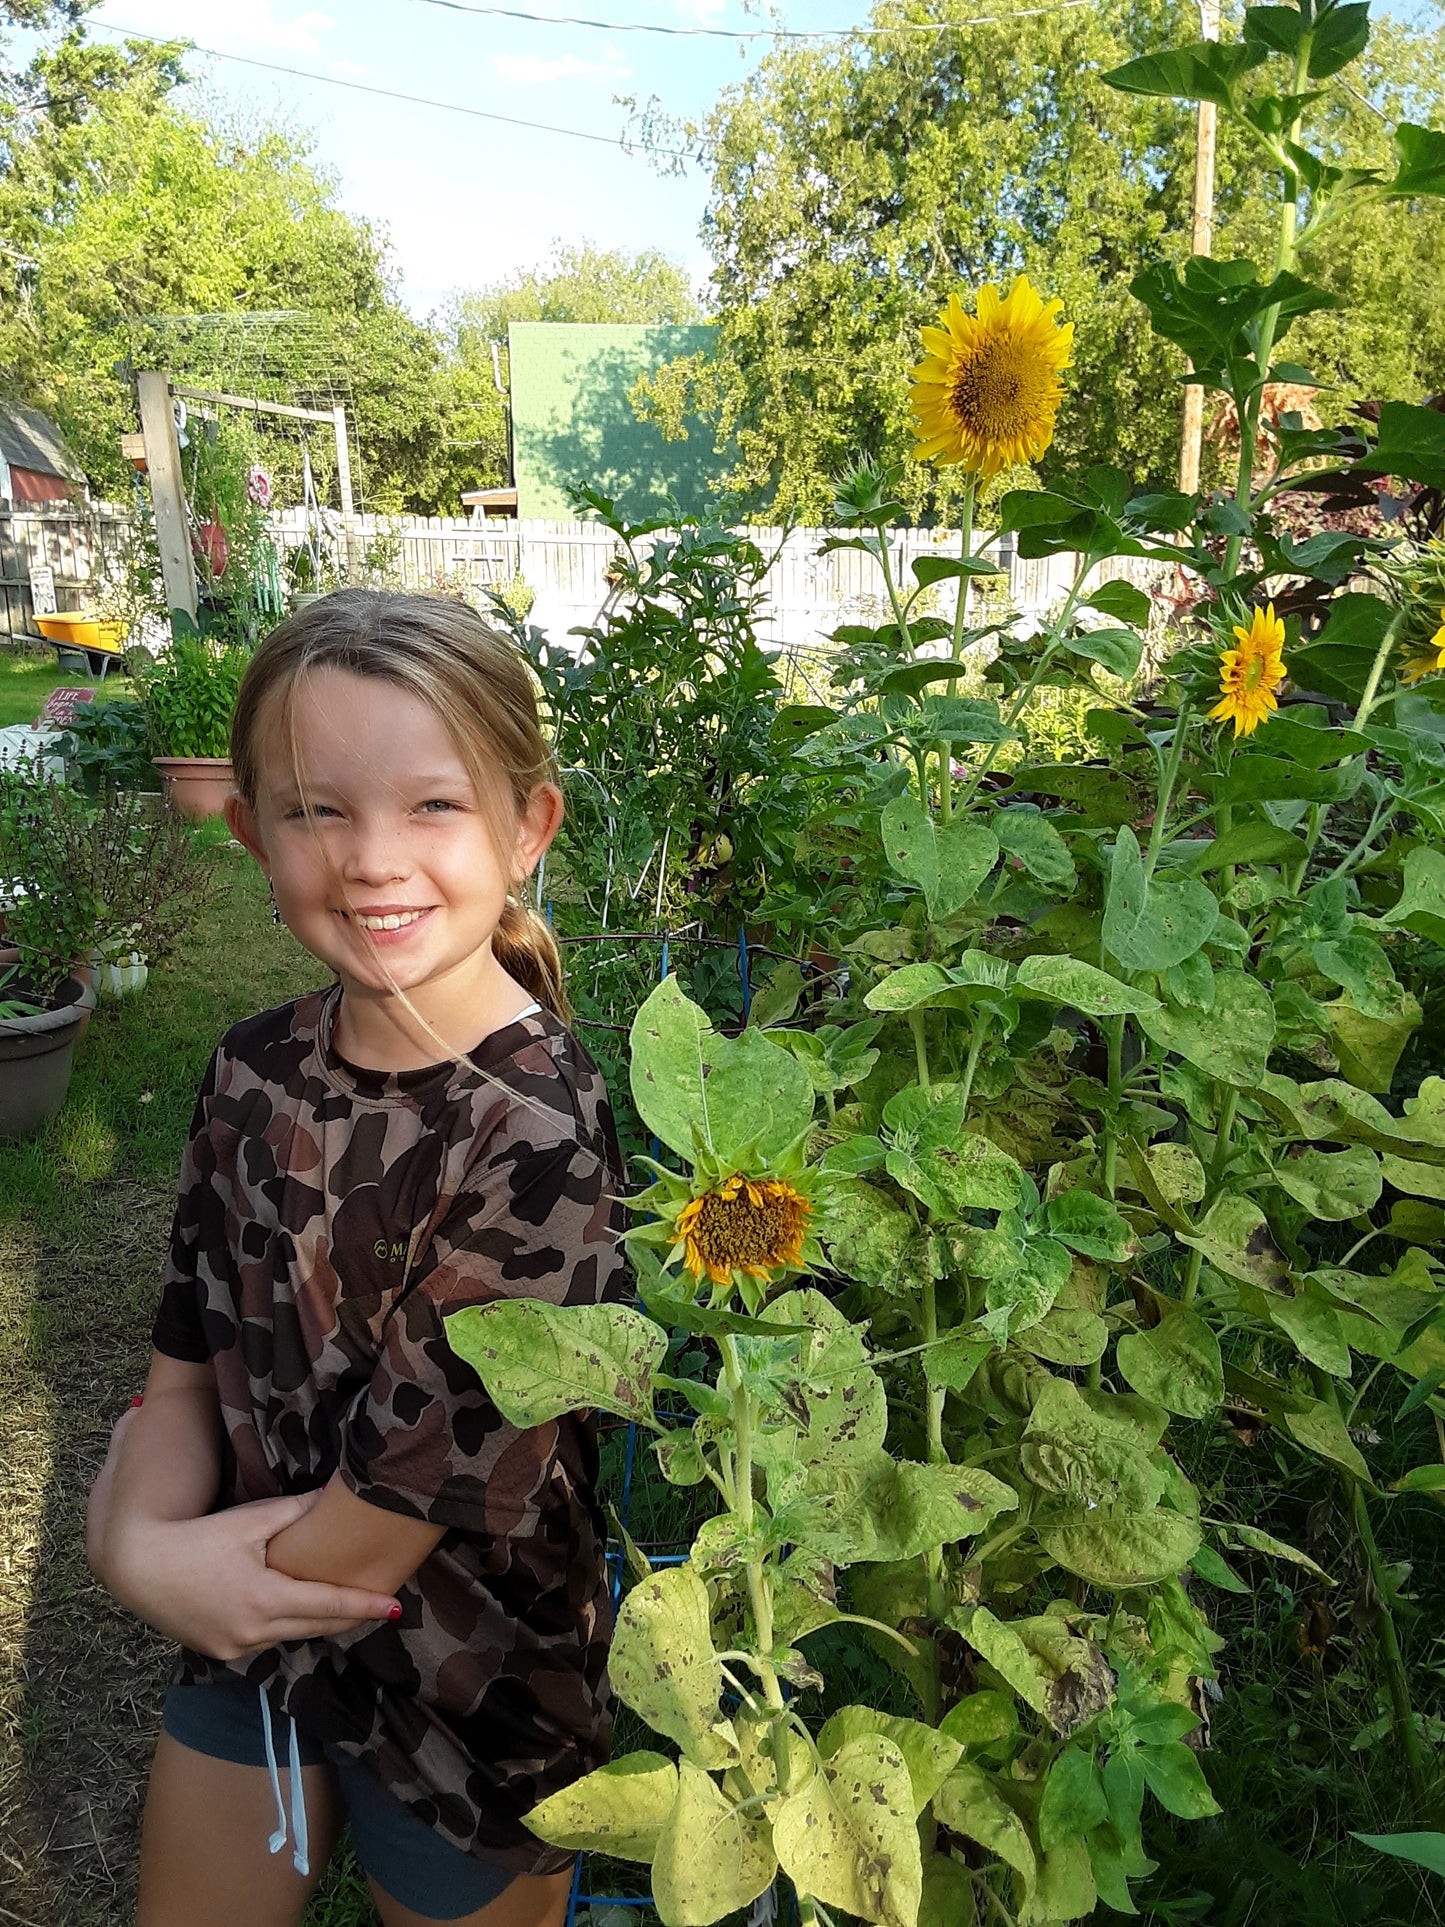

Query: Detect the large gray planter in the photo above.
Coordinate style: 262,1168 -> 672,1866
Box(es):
0,968 -> 97,1139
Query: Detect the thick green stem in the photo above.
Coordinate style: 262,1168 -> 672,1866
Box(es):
950,477 -> 979,666
1102,1014 -> 1125,1201
1284,613 -> 1402,889
1354,613 -> 1404,732
919,1277 -> 947,1723
1328,801 -> 1398,884
1143,705 -> 1193,881
1181,1085 -> 1239,1306
955,559 -> 1093,811
1222,31 -> 1310,582
910,1008 -> 932,1091
921,1277 -> 946,1469
720,1335 -> 796,1798
875,526 -> 911,648
1319,1373 -> 1430,1815
941,477 -> 979,822
958,1011 -> 990,1116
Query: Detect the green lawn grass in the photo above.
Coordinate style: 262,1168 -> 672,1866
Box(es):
0,647 -> 135,729
0,845 -> 351,1923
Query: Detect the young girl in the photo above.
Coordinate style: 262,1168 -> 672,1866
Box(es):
86,590 -> 628,1927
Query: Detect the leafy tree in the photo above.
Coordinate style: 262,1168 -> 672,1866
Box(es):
0,29 -> 454,510
452,241 -> 701,338
638,0 -> 1445,521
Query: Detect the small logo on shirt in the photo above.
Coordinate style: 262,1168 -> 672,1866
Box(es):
373,1238 -> 409,1264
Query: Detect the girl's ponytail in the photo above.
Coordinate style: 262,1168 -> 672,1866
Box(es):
494,897 -> 571,1023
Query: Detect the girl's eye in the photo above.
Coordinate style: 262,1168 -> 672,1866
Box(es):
419,799 -> 459,814
285,804 -> 339,820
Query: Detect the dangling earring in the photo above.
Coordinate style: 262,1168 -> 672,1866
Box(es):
268,878 -> 282,927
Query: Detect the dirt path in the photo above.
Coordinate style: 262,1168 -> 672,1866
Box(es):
0,1185 -> 174,1925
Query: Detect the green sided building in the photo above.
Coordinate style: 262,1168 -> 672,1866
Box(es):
507,322 -> 726,522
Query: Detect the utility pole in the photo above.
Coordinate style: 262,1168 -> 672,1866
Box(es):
1178,0 -> 1221,495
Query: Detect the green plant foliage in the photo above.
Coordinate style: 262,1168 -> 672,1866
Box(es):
138,639 -> 249,760
634,0 -> 1445,518
439,6 -> 1445,1922
0,766 -> 213,1002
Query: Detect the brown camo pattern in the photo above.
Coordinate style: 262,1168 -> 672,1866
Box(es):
151,986 -> 629,1872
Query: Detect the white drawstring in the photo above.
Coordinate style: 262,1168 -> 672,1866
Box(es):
259,1686 -> 310,1876
288,1712 -> 310,1877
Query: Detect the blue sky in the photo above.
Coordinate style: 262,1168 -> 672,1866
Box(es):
82,0 -> 867,320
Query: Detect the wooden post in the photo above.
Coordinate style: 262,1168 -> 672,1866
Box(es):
333,404 -> 355,517
135,371 -> 198,629
1179,0 -> 1220,495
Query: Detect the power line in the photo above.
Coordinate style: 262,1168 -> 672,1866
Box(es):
90,22 -> 691,157
410,0 -> 1094,39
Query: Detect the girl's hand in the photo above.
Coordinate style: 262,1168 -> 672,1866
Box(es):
99,1489 -> 402,1661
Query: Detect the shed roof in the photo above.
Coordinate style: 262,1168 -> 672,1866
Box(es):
0,403 -> 86,482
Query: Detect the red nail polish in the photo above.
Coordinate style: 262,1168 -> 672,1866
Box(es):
129,1394 -> 144,1409
389,1603 -> 403,1621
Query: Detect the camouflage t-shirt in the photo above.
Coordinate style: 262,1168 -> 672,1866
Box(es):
151,985 -> 629,1873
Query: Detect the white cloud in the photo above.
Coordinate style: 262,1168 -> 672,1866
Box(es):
490,50 -> 631,85
95,0 -> 336,58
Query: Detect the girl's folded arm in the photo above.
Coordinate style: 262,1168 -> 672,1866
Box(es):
89,1352 -> 224,1578
264,1473 -> 445,1594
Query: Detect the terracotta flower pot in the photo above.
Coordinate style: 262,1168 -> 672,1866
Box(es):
196,519 -> 230,578
154,756 -> 236,821
0,956 -> 97,1139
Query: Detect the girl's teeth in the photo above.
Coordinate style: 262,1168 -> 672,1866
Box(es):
358,911 -> 423,930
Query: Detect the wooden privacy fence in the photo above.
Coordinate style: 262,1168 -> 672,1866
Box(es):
0,501 -> 139,646
1,502 -> 1176,664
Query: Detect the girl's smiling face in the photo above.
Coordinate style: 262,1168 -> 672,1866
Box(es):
227,667 -> 561,1040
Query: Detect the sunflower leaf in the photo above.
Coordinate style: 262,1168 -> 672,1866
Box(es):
445,1300 -> 665,1426
629,976 -> 815,1164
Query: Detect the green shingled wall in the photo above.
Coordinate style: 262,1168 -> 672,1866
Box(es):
507,322 -> 725,521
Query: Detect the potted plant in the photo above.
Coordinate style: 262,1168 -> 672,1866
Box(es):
0,775 -> 98,1136
0,952 -> 96,1138
0,769 -> 213,1132
139,635 -> 250,819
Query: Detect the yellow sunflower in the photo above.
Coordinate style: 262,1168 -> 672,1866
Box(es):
674,1174 -> 813,1288
1402,607 -> 1445,684
1209,603 -> 1287,737
909,275 -> 1074,479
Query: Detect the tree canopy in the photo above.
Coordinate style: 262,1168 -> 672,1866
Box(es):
0,36 -> 705,516
635,0 -> 1445,521
0,30 -> 457,510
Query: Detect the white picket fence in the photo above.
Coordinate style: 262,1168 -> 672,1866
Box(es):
267,508 -> 1172,662
1,502 -> 1175,666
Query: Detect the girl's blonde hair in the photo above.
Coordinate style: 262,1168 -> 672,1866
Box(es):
231,588 -> 570,1021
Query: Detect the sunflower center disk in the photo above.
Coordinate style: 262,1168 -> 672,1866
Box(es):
682,1179 -> 811,1281
950,336 -> 1054,445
